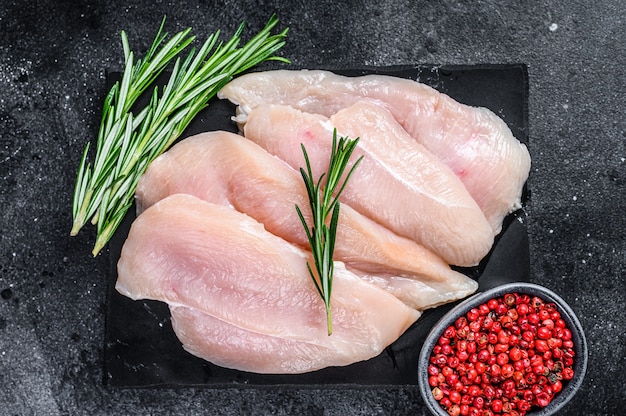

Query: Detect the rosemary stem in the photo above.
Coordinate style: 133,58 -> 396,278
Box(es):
296,130 -> 363,335
71,15 -> 289,255
70,188 -> 92,236
326,305 -> 333,336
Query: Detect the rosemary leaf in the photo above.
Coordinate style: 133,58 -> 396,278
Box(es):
296,129 -> 363,335
71,15 -> 289,255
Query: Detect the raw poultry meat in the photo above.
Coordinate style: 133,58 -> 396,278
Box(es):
135,130 -> 478,309
218,69 -> 531,233
116,194 -> 420,373
242,101 -> 494,266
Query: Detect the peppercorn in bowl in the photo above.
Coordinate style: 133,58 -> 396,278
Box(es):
418,282 -> 587,416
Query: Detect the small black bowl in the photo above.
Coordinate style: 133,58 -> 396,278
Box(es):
418,282 -> 587,416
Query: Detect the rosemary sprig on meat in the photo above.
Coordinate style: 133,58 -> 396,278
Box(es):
296,130 -> 363,335
71,15 -> 289,256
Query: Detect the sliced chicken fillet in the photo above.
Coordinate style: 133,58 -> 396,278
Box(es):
116,194 -> 419,373
219,69 -> 531,233
136,131 -> 478,309
243,102 -> 494,266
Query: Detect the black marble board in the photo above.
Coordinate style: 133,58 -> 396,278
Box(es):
103,64 -> 530,387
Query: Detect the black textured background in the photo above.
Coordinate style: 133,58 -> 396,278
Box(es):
103,64 -> 530,388
0,1 -> 624,415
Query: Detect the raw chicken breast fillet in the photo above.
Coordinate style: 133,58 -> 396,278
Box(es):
218,69 -> 531,233
135,130 -> 478,309
116,194 -> 420,374
243,101 -> 494,266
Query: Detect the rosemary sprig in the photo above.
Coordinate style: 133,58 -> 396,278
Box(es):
71,15 -> 289,256
295,129 -> 363,335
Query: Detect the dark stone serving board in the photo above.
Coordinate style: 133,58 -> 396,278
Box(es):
103,64 -> 530,387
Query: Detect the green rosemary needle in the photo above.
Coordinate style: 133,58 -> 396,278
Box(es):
295,129 -> 363,335
71,15 -> 289,256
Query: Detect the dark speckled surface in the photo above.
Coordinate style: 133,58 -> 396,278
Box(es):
0,1 -> 624,415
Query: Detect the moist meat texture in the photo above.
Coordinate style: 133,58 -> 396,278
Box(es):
243,101 -> 494,266
219,69 -> 531,234
136,130 -> 478,309
116,194 -> 420,374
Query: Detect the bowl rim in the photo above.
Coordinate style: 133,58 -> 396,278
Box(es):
417,282 -> 588,416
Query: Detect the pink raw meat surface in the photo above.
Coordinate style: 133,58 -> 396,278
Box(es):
116,194 -> 419,374
135,130 -> 478,310
219,69 -> 531,233
243,101 -> 494,266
